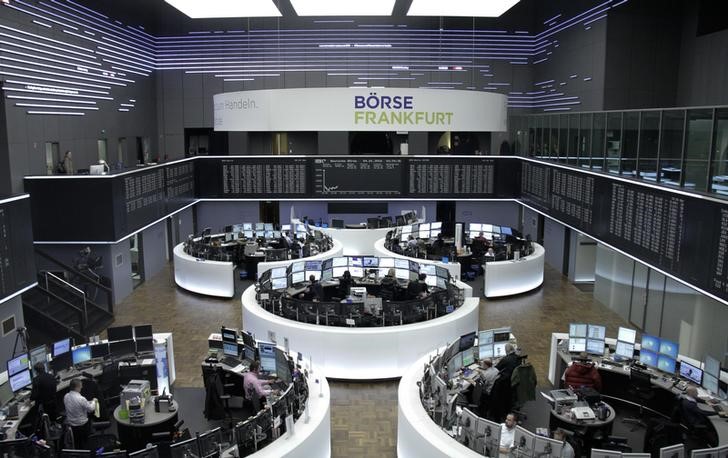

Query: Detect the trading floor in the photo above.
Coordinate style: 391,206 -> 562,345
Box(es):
106,263 -> 629,457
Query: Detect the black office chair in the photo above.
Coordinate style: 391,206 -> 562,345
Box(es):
86,421 -> 119,452
622,367 -> 656,431
598,436 -> 632,453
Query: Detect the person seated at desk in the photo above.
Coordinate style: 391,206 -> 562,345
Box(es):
380,268 -> 398,300
338,270 -> 353,297
389,238 -> 403,254
673,386 -> 717,431
563,352 -> 602,391
406,235 -> 418,250
406,273 -> 429,299
431,233 -> 445,253
243,361 -> 276,411
31,362 -> 59,420
498,413 -> 517,458
63,379 -> 98,449
478,358 -> 499,395
298,275 -> 324,301
474,232 -> 488,243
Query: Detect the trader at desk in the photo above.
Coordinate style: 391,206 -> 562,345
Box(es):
380,268 -> 398,300
499,412 -> 517,458
298,275 -> 324,301
563,352 -> 603,391
338,270 -> 353,298
407,273 -> 429,299
243,361 -> 278,411
673,386 -> 719,446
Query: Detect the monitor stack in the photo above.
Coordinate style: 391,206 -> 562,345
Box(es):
614,327 -> 636,361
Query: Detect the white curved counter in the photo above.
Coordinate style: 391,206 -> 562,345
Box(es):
397,349 -> 482,458
256,239 -> 344,279
241,285 -> 479,380
483,243 -> 545,298
173,243 -> 235,298
373,238 -> 462,281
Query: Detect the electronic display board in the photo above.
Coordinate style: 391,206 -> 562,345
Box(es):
0,196 -> 36,301
312,157 -> 404,197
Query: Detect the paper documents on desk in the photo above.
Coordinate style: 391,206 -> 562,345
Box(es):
141,359 -> 155,366
540,391 -> 555,404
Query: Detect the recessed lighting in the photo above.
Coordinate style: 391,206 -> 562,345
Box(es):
290,0 -> 396,16
407,0 -> 520,17
164,0 -> 281,18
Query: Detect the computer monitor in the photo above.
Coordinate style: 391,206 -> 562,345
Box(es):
90,343 -> 110,360
478,417 -> 501,457
275,351 -> 292,384
420,264 -> 436,276
223,341 -> 239,357
501,227 -> 513,236
459,332 -> 477,351
108,325 -> 133,342
244,230 -> 253,239
321,269 -> 333,282
394,258 -> 409,269
448,353 -> 463,379
49,352 -> 71,373
109,339 -> 135,357
0,381 -> 14,408
479,330 -> 494,345
514,426 -> 535,456
332,267 -> 347,278
568,338 -> 586,353
641,334 -> 660,352
458,407 -> 479,447
134,324 -> 153,339
569,323 -> 587,338
479,344 -> 494,359
9,369 -> 32,392
533,435 -> 564,458
221,327 -> 237,342
704,355 -> 721,378
169,437 -> 200,458
243,346 -> 256,362
617,327 -> 637,344
591,449 -> 624,458
305,260 -> 322,271
136,338 -> 154,353
29,345 -> 47,375
348,267 -> 363,278
270,267 -> 287,279
291,271 -> 305,284
198,427 -> 224,456
657,355 -> 676,374
264,231 -> 273,239
586,339 -> 605,356
614,341 -> 635,360
703,373 -> 719,395
72,346 -> 91,365
468,223 -> 482,233
271,277 -> 287,290
257,341 -> 277,375
679,361 -> 703,385
99,451 -> 128,458
263,223 -> 273,231
659,339 -> 679,359
493,342 -> 508,358
242,223 -> 253,231
52,338 -> 71,357
691,447 -> 728,458
395,269 -> 409,280
6,354 -> 29,378
379,257 -> 394,268
306,270 -> 321,281
255,223 -> 264,231
640,350 -> 658,368
659,444 -> 685,458
587,324 -> 606,340
462,347 -> 475,367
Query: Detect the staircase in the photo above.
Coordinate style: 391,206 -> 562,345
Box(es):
22,250 -> 115,343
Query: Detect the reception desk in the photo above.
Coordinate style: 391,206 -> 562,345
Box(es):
483,243 -> 545,298
241,285 -> 479,380
173,243 -> 235,298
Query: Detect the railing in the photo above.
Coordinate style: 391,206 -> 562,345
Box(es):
43,271 -> 87,333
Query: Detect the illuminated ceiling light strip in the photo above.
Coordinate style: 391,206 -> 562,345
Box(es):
5,3 -> 78,30
61,30 -> 155,64
213,73 -> 280,77
407,0 -> 520,17
40,0 -> 157,51
15,103 -> 98,110
32,20 -> 52,28
99,56 -> 153,74
164,0 -> 282,18
0,70 -> 111,89
97,45 -> 156,65
4,79 -> 109,94
0,47 -> 102,71
583,14 -> 607,26
0,40 -> 101,66
99,34 -> 157,58
356,77 -> 415,80
289,0 -> 396,16
6,94 -> 98,104
118,108 -> 129,112
27,110 -> 85,115
96,49 -> 155,70
0,56 -> 131,85
119,103 -> 135,107
222,78 -> 254,81
535,0 -> 612,39
0,29 -> 96,59
0,24 -> 92,54
0,63 -> 125,87
109,65 -> 151,77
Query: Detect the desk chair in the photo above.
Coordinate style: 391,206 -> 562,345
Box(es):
622,367 -> 656,431
86,421 -> 118,452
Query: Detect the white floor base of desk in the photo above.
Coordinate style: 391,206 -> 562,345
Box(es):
225,358 -> 331,458
241,286 -> 479,380
374,238 -> 462,281
397,349 -> 483,458
173,243 -> 235,298
483,243 -> 545,298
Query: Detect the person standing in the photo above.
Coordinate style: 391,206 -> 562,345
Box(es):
63,379 -> 97,449
498,413 -> 517,458
62,151 -> 73,175
31,362 -> 58,420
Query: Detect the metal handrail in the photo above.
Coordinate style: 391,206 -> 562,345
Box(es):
44,271 -> 87,333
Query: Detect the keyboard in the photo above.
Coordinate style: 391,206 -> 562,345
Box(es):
221,356 -> 242,367
601,359 -> 623,368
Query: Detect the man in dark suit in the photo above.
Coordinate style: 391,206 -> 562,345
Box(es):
496,343 -> 520,379
673,386 -> 719,447
31,362 -> 59,419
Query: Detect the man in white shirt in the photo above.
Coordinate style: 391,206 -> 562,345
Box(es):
499,413 -> 517,457
554,428 -> 575,458
63,379 -> 97,449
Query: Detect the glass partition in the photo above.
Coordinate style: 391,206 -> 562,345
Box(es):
659,109 -> 685,187
684,109 -> 712,192
638,111 -> 660,180
592,113 -> 606,171
606,112 -> 622,174
568,114 -> 579,165
578,113 -> 592,168
711,108 -> 728,196
621,112 -> 639,177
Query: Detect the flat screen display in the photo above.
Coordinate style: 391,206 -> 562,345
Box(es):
271,267 -> 287,278
90,343 -> 110,359
587,325 -> 606,340
291,262 -> 304,273
586,339 -> 604,356
244,230 -> 253,238
223,342 -> 238,357
479,344 -> 493,359
221,327 -> 237,342
615,341 -> 634,360
436,277 -> 446,289
657,355 -> 676,374
425,276 -> 436,287
258,342 -> 277,374
659,339 -> 679,359
462,347 -> 475,367
243,223 -> 252,230
394,259 -> 409,269
110,339 -> 135,357
321,269 -> 333,282
420,264 -> 436,276
705,355 -> 721,378
568,338 -> 586,353
304,260 -> 321,271
436,266 -> 449,279
72,346 -> 91,365
395,269 -> 409,280
349,267 -> 363,278
29,346 -> 47,375
617,327 -> 637,344
349,257 -> 363,267
468,223 -> 482,232
332,257 -> 348,267
306,270 -> 321,281
264,223 -> 273,231
569,323 -> 587,338
281,224 -> 290,231
379,258 -> 395,268
459,332 -> 476,351
134,325 -> 153,339
703,373 -> 719,394
479,330 -> 494,345
679,361 -> 703,385
9,369 -> 31,392
493,342 -> 508,358
363,257 -> 378,267
292,271 -> 305,284
501,227 -> 513,235
640,349 -> 658,368
53,338 -> 71,357
641,335 -> 660,352
255,223 -> 264,231
108,325 -> 133,342
271,277 -> 287,290
6,354 -> 29,377
333,267 -> 347,278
